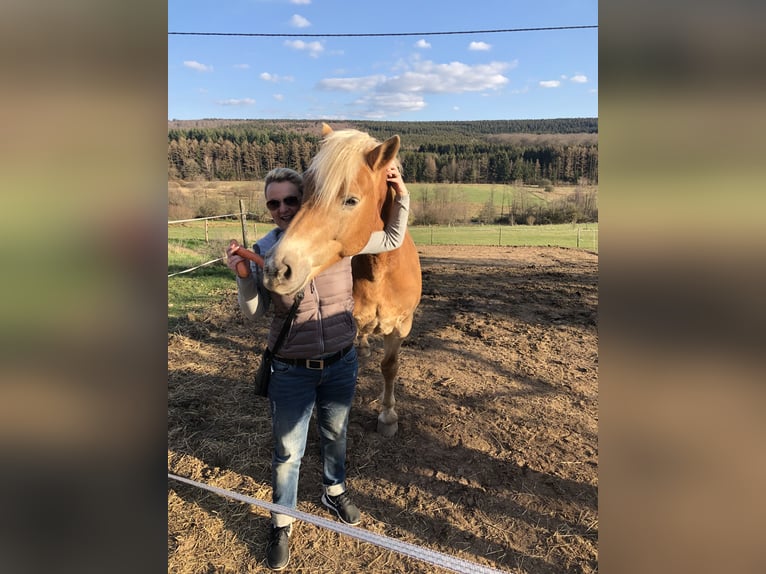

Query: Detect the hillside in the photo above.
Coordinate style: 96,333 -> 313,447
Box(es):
167,118 -> 598,185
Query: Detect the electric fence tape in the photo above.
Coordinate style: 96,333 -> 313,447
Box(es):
168,473 -> 509,574
168,257 -> 223,278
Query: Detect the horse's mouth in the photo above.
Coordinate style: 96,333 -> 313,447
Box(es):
263,265 -> 309,296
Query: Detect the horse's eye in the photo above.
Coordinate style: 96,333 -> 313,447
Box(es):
343,197 -> 360,207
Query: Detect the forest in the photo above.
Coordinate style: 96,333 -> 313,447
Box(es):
168,118 -> 598,186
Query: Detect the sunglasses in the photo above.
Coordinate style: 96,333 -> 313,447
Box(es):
266,196 -> 301,210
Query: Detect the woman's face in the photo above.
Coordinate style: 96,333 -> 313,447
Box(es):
265,180 -> 302,231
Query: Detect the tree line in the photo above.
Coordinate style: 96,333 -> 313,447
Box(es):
168,118 -> 598,185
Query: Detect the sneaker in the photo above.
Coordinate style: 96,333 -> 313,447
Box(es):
266,524 -> 291,571
321,491 -> 361,525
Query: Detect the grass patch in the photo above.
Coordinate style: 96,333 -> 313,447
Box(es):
409,182 -> 531,205
167,266 -> 233,326
410,223 -> 598,250
168,236 -> 241,323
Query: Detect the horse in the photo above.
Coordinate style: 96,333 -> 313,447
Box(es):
262,123 -> 422,437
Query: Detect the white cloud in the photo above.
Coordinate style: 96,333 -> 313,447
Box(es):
539,80 -> 561,88
317,59 -> 515,116
290,14 -> 311,28
353,92 -> 427,118
217,98 -> 256,106
571,74 -> 588,83
273,94 -> 285,101
468,41 -> 491,51
415,39 -> 431,49
317,75 -> 387,92
184,60 -> 213,72
284,39 -> 324,58
260,72 -> 295,83
290,0 -> 311,4
386,60 -> 512,94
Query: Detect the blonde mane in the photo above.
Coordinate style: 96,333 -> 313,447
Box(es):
304,129 -> 381,210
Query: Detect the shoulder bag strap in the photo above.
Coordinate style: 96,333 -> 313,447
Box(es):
270,290 -> 304,355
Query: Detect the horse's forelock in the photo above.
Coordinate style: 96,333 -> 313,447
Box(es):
308,130 -> 380,209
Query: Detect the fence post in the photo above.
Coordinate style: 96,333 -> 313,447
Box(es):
239,199 -> 249,248
577,227 -> 581,248
205,219 -> 209,243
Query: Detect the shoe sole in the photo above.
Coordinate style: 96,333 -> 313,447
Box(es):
321,493 -> 361,526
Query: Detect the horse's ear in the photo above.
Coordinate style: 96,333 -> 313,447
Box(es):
321,123 -> 333,136
366,135 -> 400,171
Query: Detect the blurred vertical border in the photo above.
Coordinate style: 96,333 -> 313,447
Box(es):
1,1 -> 765,573
600,2 -> 766,574
0,2 -> 167,572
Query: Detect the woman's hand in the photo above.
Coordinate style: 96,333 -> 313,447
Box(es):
385,163 -> 409,197
226,240 -> 250,277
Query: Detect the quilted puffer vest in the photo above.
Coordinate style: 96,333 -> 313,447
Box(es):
255,230 -> 356,358
267,257 -> 356,358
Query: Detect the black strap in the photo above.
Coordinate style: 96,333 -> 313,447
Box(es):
270,290 -> 304,355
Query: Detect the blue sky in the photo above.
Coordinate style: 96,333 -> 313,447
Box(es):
168,0 -> 598,121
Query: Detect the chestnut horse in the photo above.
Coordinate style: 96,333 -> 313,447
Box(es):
262,124 -> 422,437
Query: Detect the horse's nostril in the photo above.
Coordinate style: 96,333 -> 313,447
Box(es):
283,265 -> 292,280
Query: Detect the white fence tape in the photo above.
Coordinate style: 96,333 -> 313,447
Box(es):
168,473 -> 509,574
167,257 -> 224,278
168,214 -> 242,224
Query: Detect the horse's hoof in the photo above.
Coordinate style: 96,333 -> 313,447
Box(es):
377,419 -> 398,437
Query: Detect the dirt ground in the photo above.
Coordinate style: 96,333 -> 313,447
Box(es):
168,245 -> 598,573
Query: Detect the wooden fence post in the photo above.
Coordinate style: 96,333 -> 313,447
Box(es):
239,200 -> 248,248
205,219 -> 209,243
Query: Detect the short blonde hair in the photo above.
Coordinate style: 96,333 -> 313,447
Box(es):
264,167 -> 303,197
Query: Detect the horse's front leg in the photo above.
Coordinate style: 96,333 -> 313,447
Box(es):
377,334 -> 402,437
356,333 -> 371,358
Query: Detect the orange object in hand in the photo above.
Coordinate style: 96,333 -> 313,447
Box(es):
228,240 -> 265,278
235,260 -> 250,278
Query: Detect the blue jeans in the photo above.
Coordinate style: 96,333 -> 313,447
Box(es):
268,347 -> 358,527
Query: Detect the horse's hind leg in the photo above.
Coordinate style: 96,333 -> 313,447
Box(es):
377,333 -> 402,437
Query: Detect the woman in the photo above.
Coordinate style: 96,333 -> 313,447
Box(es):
226,165 -> 410,570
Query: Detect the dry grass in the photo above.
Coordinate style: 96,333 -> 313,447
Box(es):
168,247 -> 598,573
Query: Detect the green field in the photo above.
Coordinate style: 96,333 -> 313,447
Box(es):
411,223 -> 598,249
408,182 -> 545,205
168,220 -> 598,252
